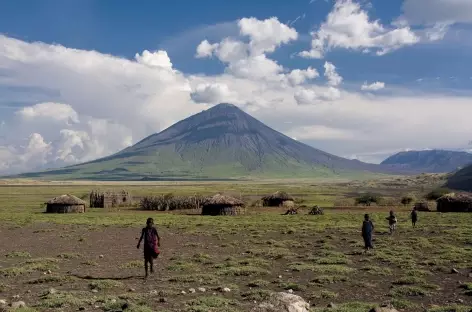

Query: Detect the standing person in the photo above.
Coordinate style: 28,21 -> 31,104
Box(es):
137,218 -> 160,279
362,214 -> 374,252
411,207 -> 418,227
386,210 -> 397,234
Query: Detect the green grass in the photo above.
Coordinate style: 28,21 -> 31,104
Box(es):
0,177 -> 470,312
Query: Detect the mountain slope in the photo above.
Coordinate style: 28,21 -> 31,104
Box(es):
445,164 -> 472,191
381,150 -> 472,173
12,103 -> 406,180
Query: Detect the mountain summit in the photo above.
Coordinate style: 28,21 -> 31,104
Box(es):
14,103 -> 402,180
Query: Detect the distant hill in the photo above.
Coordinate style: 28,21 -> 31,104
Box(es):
9,103 -> 409,181
381,150 -> 472,173
445,164 -> 472,191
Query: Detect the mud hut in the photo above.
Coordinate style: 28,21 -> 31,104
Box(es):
46,195 -> 86,213
261,191 -> 294,207
309,205 -> 324,215
201,194 -> 245,216
436,193 -> 472,212
90,190 -> 132,208
413,201 -> 431,212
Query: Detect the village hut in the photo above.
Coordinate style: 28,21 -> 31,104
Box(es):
413,201 -> 431,212
261,191 -> 295,207
201,194 -> 245,216
436,193 -> 472,212
90,190 -> 132,208
46,194 -> 86,213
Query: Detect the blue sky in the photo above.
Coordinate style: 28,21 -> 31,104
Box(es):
0,0 -> 472,173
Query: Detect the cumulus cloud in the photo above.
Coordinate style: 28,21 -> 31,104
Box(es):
361,82 -> 385,91
324,62 -> 343,87
135,50 -> 173,69
300,0 -> 420,58
190,83 -> 237,104
16,102 -> 80,124
0,11 -> 468,174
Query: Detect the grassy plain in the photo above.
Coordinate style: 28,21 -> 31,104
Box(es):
0,174 -> 471,312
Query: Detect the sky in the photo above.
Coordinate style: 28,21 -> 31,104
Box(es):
1,0 -> 472,174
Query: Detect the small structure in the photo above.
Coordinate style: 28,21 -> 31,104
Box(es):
413,201 -> 431,212
308,205 -> 324,215
436,193 -> 472,212
262,191 -> 294,207
283,207 -> 298,215
46,194 -> 86,213
90,190 -> 132,208
201,194 -> 245,216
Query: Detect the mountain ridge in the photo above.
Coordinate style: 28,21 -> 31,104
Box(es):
381,149 -> 472,173
7,103 -> 411,181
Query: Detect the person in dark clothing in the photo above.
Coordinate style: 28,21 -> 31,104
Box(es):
411,208 -> 418,227
386,210 -> 397,234
137,218 -> 160,279
362,214 -> 374,252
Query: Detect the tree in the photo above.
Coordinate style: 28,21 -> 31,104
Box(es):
355,193 -> 382,206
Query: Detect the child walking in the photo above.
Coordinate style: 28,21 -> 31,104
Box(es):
411,207 -> 418,227
361,214 -> 374,252
137,218 -> 160,279
386,210 -> 397,234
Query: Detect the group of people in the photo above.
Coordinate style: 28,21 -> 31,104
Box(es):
136,208 -> 419,278
361,207 -> 418,252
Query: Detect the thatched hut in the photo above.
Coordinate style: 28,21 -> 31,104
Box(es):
413,201 -> 431,212
90,190 -> 132,208
436,193 -> 472,212
201,194 -> 245,216
261,191 -> 294,207
46,195 -> 86,213
309,205 -> 324,215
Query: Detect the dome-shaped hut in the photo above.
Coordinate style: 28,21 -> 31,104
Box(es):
413,201 -> 431,212
261,191 -> 294,207
436,193 -> 472,212
46,195 -> 86,213
201,194 -> 245,216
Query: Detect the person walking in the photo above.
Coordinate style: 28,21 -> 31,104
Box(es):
411,207 -> 418,227
137,218 -> 160,279
386,210 -> 397,234
362,214 -> 374,252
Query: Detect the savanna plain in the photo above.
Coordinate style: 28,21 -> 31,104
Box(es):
0,174 -> 471,312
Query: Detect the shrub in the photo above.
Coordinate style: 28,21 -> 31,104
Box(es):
355,193 -> 382,206
401,195 -> 415,206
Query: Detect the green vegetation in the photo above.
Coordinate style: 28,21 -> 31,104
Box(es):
0,176 -> 470,311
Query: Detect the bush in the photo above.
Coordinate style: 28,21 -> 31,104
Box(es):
424,188 -> 450,201
401,195 -> 415,206
355,193 -> 382,206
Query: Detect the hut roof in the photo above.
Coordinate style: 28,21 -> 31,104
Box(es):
261,191 -> 294,201
204,194 -> 244,206
46,194 -> 86,205
436,192 -> 472,203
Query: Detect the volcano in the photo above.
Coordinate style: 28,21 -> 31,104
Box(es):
13,103 -> 405,180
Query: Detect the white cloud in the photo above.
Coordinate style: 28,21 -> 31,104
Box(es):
361,81 -> 385,91
195,40 -> 219,58
190,83 -> 237,104
135,50 -> 173,69
238,17 -> 298,55
286,67 -> 319,85
300,0 -> 420,58
324,62 -> 343,86
294,86 -> 341,105
16,102 -> 80,124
